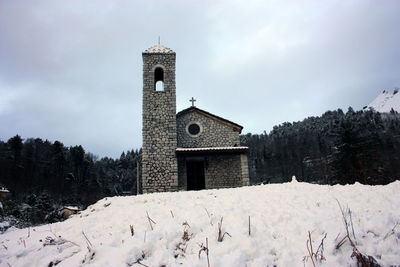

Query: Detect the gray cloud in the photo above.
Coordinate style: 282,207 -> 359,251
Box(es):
1,0 -> 400,158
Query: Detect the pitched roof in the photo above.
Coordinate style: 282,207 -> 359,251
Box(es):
60,206 -> 80,211
176,106 -> 243,133
0,187 -> 10,193
143,44 -> 175,54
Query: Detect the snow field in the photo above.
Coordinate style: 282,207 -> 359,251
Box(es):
367,89 -> 400,113
1,180 -> 400,266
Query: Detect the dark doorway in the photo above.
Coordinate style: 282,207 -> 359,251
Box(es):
186,160 -> 205,190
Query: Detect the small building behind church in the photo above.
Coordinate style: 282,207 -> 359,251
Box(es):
59,206 -> 81,218
0,186 -> 10,199
141,44 -> 249,193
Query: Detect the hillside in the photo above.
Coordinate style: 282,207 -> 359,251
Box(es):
242,108 -> 400,185
1,180 -> 399,266
365,89 -> 400,113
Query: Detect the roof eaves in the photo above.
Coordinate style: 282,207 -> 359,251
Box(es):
176,146 -> 248,154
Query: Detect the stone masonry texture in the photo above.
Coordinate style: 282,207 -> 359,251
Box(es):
142,48 -> 178,193
177,110 -> 241,148
205,154 -> 242,188
177,153 -> 250,190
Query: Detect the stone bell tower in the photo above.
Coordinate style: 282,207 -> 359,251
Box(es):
142,44 -> 178,193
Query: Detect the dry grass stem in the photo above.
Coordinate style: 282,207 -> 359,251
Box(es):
248,216 -> 251,236
130,251 -> 148,267
198,237 -> 210,267
217,217 -> 231,242
175,222 -> 192,258
336,200 -> 381,267
349,209 -> 357,242
315,233 -> 327,261
146,211 -> 156,230
82,231 -> 93,247
306,231 -> 316,267
204,208 -> 210,218
130,225 -> 134,236
303,231 -> 326,266
204,208 -> 213,226
383,222 -> 399,240
82,231 -> 95,264
336,235 -> 348,249
135,260 -> 149,267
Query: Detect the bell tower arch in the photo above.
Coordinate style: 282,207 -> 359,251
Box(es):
142,44 -> 178,193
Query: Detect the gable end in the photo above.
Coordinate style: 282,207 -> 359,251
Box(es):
177,107 -> 243,133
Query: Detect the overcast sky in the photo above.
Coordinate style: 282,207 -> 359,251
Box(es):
1,0 -> 400,159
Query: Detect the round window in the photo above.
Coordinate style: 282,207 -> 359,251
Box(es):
188,123 -> 200,135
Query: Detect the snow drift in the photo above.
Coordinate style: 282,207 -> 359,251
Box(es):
1,180 -> 400,266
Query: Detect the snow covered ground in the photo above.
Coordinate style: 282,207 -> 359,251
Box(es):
366,89 -> 400,113
1,179 -> 400,266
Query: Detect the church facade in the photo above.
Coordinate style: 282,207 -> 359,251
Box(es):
142,44 -> 249,193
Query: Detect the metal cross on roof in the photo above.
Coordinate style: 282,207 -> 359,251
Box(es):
190,97 -> 196,107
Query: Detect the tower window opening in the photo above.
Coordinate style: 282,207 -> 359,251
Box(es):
156,81 -> 164,91
154,67 -> 164,91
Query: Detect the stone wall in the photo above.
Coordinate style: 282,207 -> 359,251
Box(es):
205,154 -> 242,188
177,157 -> 187,190
177,111 -> 241,148
240,154 -> 250,186
177,154 -> 248,190
142,51 -> 178,193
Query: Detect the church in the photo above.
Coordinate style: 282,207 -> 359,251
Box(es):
141,44 -> 249,193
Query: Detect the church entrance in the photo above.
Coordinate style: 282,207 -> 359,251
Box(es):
186,159 -> 205,190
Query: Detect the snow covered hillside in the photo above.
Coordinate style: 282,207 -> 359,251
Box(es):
1,180 -> 400,266
365,89 -> 400,113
